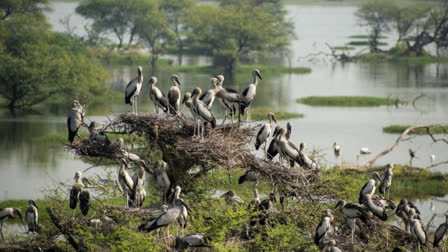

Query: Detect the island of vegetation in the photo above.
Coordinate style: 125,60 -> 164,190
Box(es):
296,96 -> 401,107
383,125 -> 448,135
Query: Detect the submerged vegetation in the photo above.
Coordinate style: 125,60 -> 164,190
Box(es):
383,125 -> 448,135
296,96 -> 401,107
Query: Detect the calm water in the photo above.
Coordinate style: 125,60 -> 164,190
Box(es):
1,2 -> 447,228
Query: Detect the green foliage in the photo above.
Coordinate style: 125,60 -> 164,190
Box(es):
184,0 -> 295,73
0,0 -> 49,20
296,96 -> 399,107
248,107 -> 304,121
347,40 -> 387,46
348,35 -> 388,39
383,125 -> 448,134
0,15 -> 108,111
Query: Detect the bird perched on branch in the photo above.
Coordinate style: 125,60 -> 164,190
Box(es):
88,121 -> 110,146
0,207 -> 23,241
182,92 -> 199,136
395,198 -> 421,233
67,100 -> 85,144
216,75 -> 246,124
79,177 -> 91,216
409,208 -> 426,251
322,239 -> 342,252
255,113 -> 277,160
125,66 -> 143,114
25,200 -> 38,234
118,159 -> 134,208
298,143 -> 318,170
240,69 -> 262,125
148,76 -> 168,113
69,171 -> 86,216
168,74 -> 182,115
335,200 -> 369,243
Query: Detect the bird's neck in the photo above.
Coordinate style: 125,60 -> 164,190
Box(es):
138,73 -> 143,84
253,75 -> 258,87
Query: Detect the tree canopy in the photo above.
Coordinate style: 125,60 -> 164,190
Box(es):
184,0 -> 294,73
0,15 -> 107,112
0,0 -> 49,20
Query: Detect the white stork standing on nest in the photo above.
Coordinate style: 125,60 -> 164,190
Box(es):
168,74 -> 182,115
125,66 -> 143,114
255,113 -> 277,160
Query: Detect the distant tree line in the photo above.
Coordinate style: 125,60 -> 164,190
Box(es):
0,0 -> 108,112
356,0 -> 448,56
76,0 -> 295,73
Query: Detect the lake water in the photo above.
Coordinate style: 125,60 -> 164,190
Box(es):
1,2 -> 447,229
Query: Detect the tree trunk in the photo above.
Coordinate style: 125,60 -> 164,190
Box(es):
8,99 -> 15,115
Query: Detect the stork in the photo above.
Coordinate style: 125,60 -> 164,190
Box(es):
240,69 -> 262,125
396,198 -> 421,233
199,77 -> 219,109
361,194 -> 388,221
248,188 -> 261,210
238,170 -> 259,187
69,171 -> 84,216
118,159 -> 134,208
137,204 -> 168,235
216,76 -> 246,124
148,76 -> 168,113
0,207 -> 22,241
173,186 -> 190,235
25,200 -> 38,234
358,172 -> 381,204
216,75 -> 237,124
88,121 -> 110,146
298,143 -> 318,170
322,239 -> 342,252
153,160 -> 171,204
409,208 -> 426,251
333,142 -> 340,158
138,199 -> 187,242
221,191 -> 244,206
79,177 -> 91,216
314,209 -> 334,245
434,213 -> 448,250
360,147 -> 371,155
254,192 -> 278,226
125,66 -> 143,114
255,113 -> 277,160
132,163 -> 147,208
276,127 -> 302,168
117,138 -> 141,162
182,92 -> 199,136
175,233 -> 211,250
348,218 -> 369,244
192,87 -> 216,140
379,163 -> 394,198
167,74 -> 182,115
335,200 -> 369,243
67,100 -> 85,144
430,154 -> 436,164
267,123 -> 292,161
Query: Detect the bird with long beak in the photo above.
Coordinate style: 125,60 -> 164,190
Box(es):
0,207 -> 23,241
240,69 -> 262,125
255,113 -> 277,160
168,74 -> 182,115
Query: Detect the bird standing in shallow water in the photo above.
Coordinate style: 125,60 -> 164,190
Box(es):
240,69 -> 262,125
25,200 -> 38,234
255,113 -> 277,160
125,66 -> 144,114
167,74 -> 182,115
332,142 -> 340,158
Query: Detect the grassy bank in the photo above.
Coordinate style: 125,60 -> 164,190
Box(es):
355,52 -> 448,64
169,64 -> 312,75
245,107 -> 304,121
383,125 -> 448,135
296,96 -> 400,107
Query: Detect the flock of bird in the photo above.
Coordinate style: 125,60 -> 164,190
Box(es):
314,162 -> 448,251
1,65 -> 445,251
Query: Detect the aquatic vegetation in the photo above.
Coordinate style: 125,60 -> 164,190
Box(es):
296,96 -> 400,107
245,107 -> 304,121
383,125 -> 448,135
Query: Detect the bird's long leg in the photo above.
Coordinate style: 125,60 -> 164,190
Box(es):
135,96 -> 138,114
351,219 -> 355,243
0,223 -> 4,242
201,122 -> 205,141
264,142 -> 267,160
222,109 -> 228,125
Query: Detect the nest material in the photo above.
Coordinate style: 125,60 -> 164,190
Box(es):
69,113 -> 321,197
